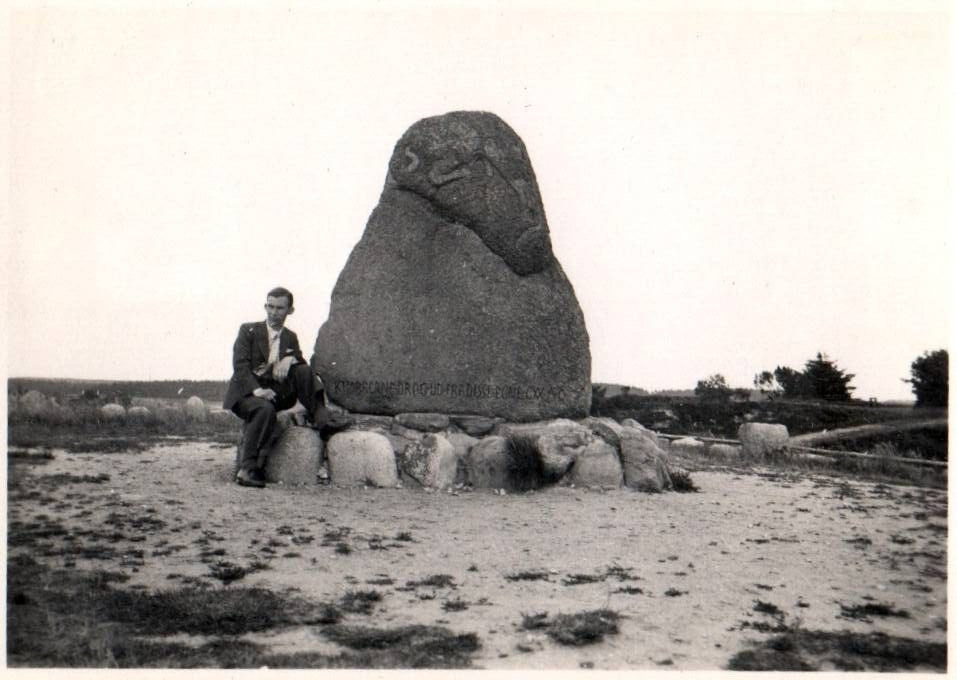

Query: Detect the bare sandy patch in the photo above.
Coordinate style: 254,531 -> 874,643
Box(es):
7,441 -> 947,670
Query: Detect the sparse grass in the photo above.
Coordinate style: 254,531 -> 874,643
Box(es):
541,609 -> 621,646
669,466 -> 698,492
561,573 -> 604,586
406,574 -> 456,588
520,612 -> 550,630
442,598 -> 470,612
839,602 -> 910,621
520,609 -> 622,645
605,565 -> 638,581
5,554 -> 325,667
320,624 -> 480,668
503,433 -> 565,491
6,553 -> 480,669
340,590 -> 382,615
208,561 -> 247,585
727,626 -> 945,671
505,570 -> 551,582
753,600 -> 784,618
366,576 -> 394,586
614,586 -> 644,595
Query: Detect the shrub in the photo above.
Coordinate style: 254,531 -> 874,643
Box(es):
905,349 -> 948,407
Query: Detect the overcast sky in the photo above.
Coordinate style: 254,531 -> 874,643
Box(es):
6,1 -> 951,401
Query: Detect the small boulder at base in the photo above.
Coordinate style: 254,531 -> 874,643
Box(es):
465,437 -> 512,489
127,406 -> 151,419
19,390 -> 50,415
619,426 -> 672,492
738,423 -> 789,457
326,431 -> 398,487
100,403 -> 126,419
670,437 -> 705,455
399,433 -> 459,488
395,413 -> 450,432
568,439 -> 623,489
451,415 -> 498,437
264,426 -> 324,485
709,443 -> 741,458
184,396 -> 207,422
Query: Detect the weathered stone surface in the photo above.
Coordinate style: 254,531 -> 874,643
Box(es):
568,439 -> 622,489
447,432 -> 479,460
184,396 -> 207,421
451,415 -> 498,437
738,423 -> 789,457
380,429 -> 421,458
127,406 -> 151,419
395,412 -> 450,432
582,416 -> 624,448
494,418 -> 591,443
100,403 -> 126,419
326,431 -> 398,487
313,111 -> 591,421
264,426 -> 324,485
465,436 -> 512,489
619,426 -> 672,492
709,443 -> 741,458
399,434 -> 459,488
391,422 -> 427,441
350,413 -> 395,430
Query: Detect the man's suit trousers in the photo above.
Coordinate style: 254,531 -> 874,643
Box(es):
231,363 -> 317,471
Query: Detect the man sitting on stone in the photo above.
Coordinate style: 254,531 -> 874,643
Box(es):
224,287 -> 319,488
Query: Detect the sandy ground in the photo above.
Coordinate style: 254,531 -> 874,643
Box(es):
6,441 -> 948,670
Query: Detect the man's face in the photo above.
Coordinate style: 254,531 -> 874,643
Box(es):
264,295 -> 292,329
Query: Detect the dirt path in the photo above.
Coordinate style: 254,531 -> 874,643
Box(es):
789,418 -> 947,447
6,442 -> 948,670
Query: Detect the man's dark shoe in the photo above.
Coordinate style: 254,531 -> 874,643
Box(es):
236,467 -> 266,488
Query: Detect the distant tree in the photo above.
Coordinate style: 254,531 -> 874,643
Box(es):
753,371 -> 783,400
905,349 -> 948,407
802,352 -> 855,402
773,366 -> 809,399
695,374 -> 733,402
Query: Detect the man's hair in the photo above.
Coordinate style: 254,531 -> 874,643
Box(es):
267,286 -> 294,307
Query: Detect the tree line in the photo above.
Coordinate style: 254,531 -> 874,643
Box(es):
694,349 -> 947,407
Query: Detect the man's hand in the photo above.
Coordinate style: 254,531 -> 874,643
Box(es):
272,356 -> 296,381
253,387 -> 277,402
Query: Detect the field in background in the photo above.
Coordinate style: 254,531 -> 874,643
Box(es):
9,378 -> 229,403
591,392 -> 947,461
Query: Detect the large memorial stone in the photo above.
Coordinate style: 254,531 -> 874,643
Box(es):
314,111 -> 591,422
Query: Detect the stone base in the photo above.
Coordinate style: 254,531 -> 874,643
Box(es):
233,408 -> 700,494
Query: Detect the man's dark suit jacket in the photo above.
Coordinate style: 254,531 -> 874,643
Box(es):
223,321 -> 306,411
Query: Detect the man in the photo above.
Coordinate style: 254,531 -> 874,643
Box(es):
224,287 -> 319,488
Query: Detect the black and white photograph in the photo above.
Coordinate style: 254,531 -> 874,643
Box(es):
4,0 -> 950,672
